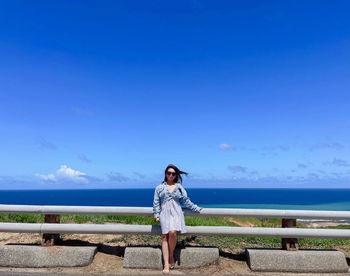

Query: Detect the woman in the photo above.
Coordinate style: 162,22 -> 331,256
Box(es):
153,164 -> 202,274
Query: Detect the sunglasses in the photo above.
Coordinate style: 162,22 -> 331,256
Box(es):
166,171 -> 176,176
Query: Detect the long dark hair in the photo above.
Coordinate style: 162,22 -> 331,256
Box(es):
164,164 -> 188,184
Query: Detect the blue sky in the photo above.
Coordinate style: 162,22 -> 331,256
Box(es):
0,1 -> 349,189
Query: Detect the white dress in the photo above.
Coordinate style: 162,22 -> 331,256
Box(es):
159,198 -> 187,234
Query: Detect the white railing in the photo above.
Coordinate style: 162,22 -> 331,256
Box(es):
0,223 -> 350,239
0,204 -> 350,239
1,204 -> 350,219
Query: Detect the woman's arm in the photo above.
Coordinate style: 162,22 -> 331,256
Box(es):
153,187 -> 161,218
178,185 -> 201,212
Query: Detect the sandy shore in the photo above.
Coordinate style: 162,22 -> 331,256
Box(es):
299,221 -> 350,228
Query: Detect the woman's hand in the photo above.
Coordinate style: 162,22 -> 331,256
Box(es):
154,217 -> 160,222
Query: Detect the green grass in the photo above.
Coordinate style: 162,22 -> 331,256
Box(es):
195,235 -> 282,251
325,224 -> 350,229
1,213 -> 349,253
0,213 -> 241,226
61,215 -> 157,225
299,237 -> 349,248
0,213 -> 44,223
184,216 -> 239,226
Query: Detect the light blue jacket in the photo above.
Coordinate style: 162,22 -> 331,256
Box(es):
153,181 -> 201,218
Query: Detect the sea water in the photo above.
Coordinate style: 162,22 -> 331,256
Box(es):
0,188 -> 349,211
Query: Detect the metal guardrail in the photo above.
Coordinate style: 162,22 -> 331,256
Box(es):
0,222 -> 350,239
0,204 -> 349,248
1,204 -> 350,220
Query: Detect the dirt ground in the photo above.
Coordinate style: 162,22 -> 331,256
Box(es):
0,231 -> 349,275
0,232 -> 252,275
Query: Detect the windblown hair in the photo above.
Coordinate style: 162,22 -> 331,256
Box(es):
163,164 -> 188,183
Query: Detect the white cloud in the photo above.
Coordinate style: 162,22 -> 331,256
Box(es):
36,165 -> 89,183
36,173 -> 56,182
57,165 -> 88,182
219,143 -> 235,151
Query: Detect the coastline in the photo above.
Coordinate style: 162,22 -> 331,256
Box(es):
1,189 -> 350,212
298,220 -> 350,228
202,201 -> 350,211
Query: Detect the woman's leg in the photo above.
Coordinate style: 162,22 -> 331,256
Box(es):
168,230 -> 177,265
162,234 -> 170,272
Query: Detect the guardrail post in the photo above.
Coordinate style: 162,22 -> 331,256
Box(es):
41,214 -> 60,246
282,218 -> 299,250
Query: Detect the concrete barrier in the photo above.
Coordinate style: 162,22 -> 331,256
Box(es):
123,247 -> 162,269
174,247 -> 219,268
246,248 -> 349,273
0,245 -> 97,268
123,246 -> 219,269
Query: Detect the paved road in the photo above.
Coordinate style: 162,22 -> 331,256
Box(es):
0,271 -> 253,276
0,272 -> 349,276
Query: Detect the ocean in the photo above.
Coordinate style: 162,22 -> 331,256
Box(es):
0,188 -> 349,211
